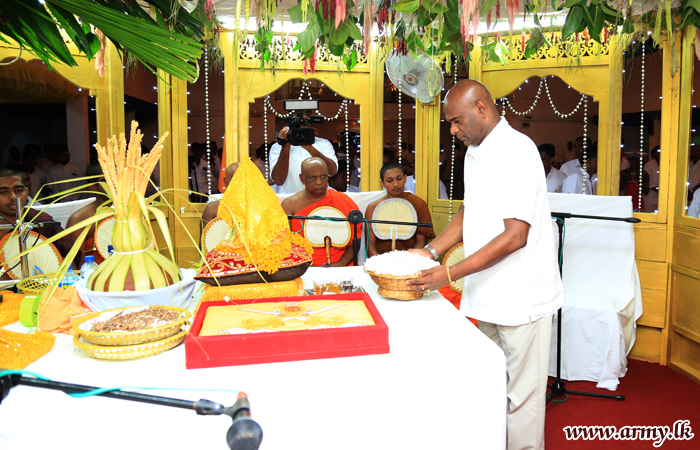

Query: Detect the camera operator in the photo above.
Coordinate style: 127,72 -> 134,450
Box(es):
269,113 -> 338,194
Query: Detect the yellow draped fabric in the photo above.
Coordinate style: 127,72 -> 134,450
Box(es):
215,158 -> 312,274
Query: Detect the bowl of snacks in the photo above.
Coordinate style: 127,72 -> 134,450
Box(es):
72,305 -> 190,347
364,251 -> 439,300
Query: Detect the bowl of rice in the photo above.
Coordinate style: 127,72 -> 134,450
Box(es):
364,251 -> 439,300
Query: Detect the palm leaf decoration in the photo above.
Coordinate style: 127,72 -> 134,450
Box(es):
0,0 -> 214,83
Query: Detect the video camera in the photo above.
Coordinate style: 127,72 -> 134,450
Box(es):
281,99 -> 324,146
284,112 -> 324,146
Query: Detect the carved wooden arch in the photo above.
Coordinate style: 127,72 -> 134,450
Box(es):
471,34 -> 623,197
0,45 -> 106,91
232,67 -> 372,163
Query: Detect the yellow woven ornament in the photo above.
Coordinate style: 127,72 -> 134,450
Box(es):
0,329 -> 55,369
216,158 -> 312,274
0,290 -> 25,327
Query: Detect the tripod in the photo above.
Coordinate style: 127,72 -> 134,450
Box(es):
547,211 -> 639,403
288,209 -> 432,266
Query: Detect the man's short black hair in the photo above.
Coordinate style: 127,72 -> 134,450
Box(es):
5,164 -> 29,174
335,159 -> 348,175
575,136 -> 593,148
380,161 -> 405,180
538,143 -> 555,159
586,143 -> 598,160
0,167 -> 24,180
85,164 -> 103,178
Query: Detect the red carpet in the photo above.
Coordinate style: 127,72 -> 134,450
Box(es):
545,359 -> 700,449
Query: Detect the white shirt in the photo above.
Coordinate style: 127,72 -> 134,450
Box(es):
461,118 -> 564,326
545,167 -> 567,193
191,155 -> 220,194
562,168 -> 595,195
644,159 -> 660,189
559,158 -> 582,177
404,175 -> 448,199
689,191 -> 700,218
689,162 -> 700,193
46,163 -> 83,201
643,159 -> 660,213
269,137 -> 337,194
29,168 -> 47,199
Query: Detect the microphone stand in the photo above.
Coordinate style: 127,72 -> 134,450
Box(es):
547,211 -> 640,404
0,198 -> 63,280
288,209 -> 432,266
0,373 -> 262,450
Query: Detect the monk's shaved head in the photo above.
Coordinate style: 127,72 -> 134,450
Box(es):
300,157 -> 329,197
443,79 -> 500,147
301,157 -> 327,175
224,162 -> 240,187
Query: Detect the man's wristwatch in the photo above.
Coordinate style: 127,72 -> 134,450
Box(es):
424,244 -> 439,260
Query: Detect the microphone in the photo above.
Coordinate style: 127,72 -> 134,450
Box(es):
226,392 -> 263,450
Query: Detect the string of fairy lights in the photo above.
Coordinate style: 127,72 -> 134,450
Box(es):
448,57 -> 458,220
502,77 -> 589,193
262,81 -> 352,190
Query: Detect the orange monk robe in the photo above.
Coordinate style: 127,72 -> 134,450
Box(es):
373,192 -> 436,255
438,285 -> 479,328
290,189 -> 362,266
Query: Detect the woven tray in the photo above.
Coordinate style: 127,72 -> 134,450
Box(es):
16,273 -> 61,295
73,329 -> 188,361
72,306 -> 190,346
365,269 -> 423,300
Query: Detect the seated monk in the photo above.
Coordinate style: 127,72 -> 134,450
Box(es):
66,164 -> 110,267
202,162 -> 240,227
281,157 -> 361,267
0,167 -> 72,278
365,162 -> 436,257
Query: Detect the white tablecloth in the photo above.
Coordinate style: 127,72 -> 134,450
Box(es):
35,197 -> 96,229
0,267 -> 506,450
547,194 -> 643,390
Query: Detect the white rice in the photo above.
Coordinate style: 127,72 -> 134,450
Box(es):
364,250 -> 439,276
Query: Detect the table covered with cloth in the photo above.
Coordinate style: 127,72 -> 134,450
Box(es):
546,193 -> 643,390
0,267 -> 506,450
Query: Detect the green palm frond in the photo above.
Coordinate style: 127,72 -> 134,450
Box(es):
0,0 -> 208,82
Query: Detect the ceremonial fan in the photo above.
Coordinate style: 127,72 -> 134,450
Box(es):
95,217 -> 115,260
371,198 -> 418,251
304,206 -> 351,266
443,242 -> 465,293
0,231 -> 62,279
201,217 -> 232,254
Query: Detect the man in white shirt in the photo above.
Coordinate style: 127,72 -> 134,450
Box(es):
404,175 -> 448,199
269,121 -> 337,194
559,136 -> 592,177
45,146 -> 83,202
408,80 -> 563,450
643,145 -> 660,212
539,143 -> 567,193
562,144 -> 598,195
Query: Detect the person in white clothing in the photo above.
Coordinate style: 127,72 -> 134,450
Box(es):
688,186 -> 700,217
559,136 -> 592,177
403,175 -> 448,199
538,143 -> 566,193
562,144 -> 598,195
45,146 -> 83,202
407,80 -> 563,450
643,145 -> 660,213
269,122 -> 337,194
